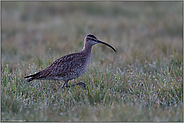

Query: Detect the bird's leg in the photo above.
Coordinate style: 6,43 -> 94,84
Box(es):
62,81 -> 69,88
71,82 -> 86,88
62,81 -> 86,89
65,82 -> 70,88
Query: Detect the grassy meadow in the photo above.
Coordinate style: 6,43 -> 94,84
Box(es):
1,2 -> 183,122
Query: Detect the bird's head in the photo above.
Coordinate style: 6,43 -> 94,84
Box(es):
84,34 -> 116,52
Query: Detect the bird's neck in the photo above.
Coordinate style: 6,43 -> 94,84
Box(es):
82,43 -> 92,55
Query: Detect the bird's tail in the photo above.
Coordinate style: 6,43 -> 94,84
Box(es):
24,72 -> 41,82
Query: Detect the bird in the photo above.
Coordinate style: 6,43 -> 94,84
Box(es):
24,34 -> 116,88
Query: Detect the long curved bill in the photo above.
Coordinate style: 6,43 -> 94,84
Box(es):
96,40 -> 116,52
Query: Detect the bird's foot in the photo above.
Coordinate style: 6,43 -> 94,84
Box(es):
74,82 -> 87,88
63,82 -> 87,89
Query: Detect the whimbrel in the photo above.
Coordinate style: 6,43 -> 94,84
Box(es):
24,34 -> 116,88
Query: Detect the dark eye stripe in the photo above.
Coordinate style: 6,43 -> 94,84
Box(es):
87,37 -> 96,41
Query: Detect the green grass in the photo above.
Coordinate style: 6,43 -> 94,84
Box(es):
1,1 -> 183,122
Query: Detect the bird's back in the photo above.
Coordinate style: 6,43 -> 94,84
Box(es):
25,51 -> 91,82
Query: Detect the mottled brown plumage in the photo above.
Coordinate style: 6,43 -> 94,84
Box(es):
24,34 -> 116,88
